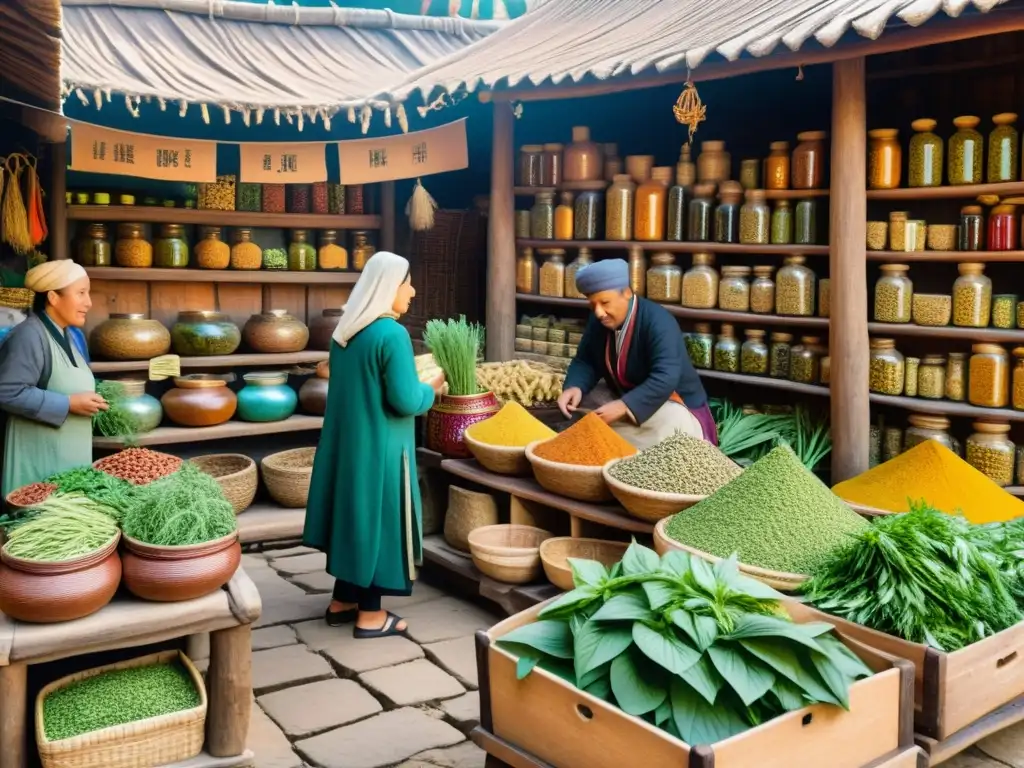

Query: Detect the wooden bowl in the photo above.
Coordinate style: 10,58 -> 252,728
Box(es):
463,430 -> 530,476
525,440 -> 612,503
601,458 -> 705,523
653,518 -> 808,592
540,537 -> 629,591
468,524 -> 553,584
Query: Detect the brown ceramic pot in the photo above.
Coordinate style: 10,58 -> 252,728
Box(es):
91,314 -> 171,360
120,531 -> 241,602
243,309 -> 309,353
309,309 -> 342,351
0,534 -> 121,623
161,374 -> 237,427
298,376 -> 328,415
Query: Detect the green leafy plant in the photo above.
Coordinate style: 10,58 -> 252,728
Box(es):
92,381 -> 140,444
710,399 -> 832,471
496,542 -> 871,746
423,316 -> 484,396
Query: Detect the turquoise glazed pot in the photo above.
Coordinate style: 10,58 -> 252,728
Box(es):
236,371 -> 297,423
116,379 -> 163,433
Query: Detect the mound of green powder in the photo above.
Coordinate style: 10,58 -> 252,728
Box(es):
665,445 -> 868,574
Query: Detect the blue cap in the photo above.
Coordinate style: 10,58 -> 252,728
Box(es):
575,258 -> 629,295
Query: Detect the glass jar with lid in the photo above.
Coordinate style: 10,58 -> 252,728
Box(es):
739,159 -> 760,191
789,337 -> 822,384
687,183 -> 715,242
646,253 -> 682,304
750,266 -> 775,314
969,343 -> 1010,408
953,262 -> 992,327
917,355 -> 947,399
770,200 -> 793,245
627,245 -> 647,297
818,278 -> 831,318
776,255 -> 816,316
351,231 -> 376,271
908,118 -> 943,187
792,131 -> 827,189
288,229 -> 317,271
230,229 -> 261,270
741,329 -> 769,376
795,199 -> 817,245
869,338 -> 905,395
563,126 -> 602,182
966,422 -> 1015,487
988,204 -> 1017,251
718,266 -> 752,312
538,250 -> 567,298
765,141 -> 790,189
714,181 -> 743,243
697,141 -> 730,184
516,247 -> 539,294
873,264 -> 913,323
554,192 -> 575,240
904,414 -> 955,453
714,324 -> 740,373
769,332 -> 793,379
1014,347 -> 1024,410
685,323 -> 714,369
317,230 -> 347,271
518,145 -> 543,186
868,129 -> 902,189
948,116 -> 984,185
565,248 -> 594,299
993,294 -> 1017,329
78,223 -> 112,267
195,226 -> 230,270
681,253 -> 717,309
667,176 -> 688,241
959,206 -> 984,251
946,352 -> 967,401
905,357 -> 920,397
154,224 -> 189,268
541,143 -> 564,187
739,190 -> 770,245
606,174 -> 635,241
988,113 -> 1019,183
114,223 -> 152,268
531,192 -> 556,239
574,191 -> 603,240
635,167 -> 671,240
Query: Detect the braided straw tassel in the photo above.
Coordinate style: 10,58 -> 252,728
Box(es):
406,178 -> 437,232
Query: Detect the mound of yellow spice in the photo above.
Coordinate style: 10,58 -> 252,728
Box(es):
832,440 -> 1024,523
532,412 -> 637,467
466,402 -> 556,447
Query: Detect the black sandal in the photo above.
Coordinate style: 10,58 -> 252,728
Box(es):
325,606 -> 358,627
353,611 -> 408,639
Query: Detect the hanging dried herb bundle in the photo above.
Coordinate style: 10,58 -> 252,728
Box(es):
2,155 -> 33,255
25,155 -> 48,247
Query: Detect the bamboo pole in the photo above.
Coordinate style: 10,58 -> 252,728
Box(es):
486,101 -> 516,362
829,58 -> 869,483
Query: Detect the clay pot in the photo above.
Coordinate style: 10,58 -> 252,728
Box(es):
161,374 -> 237,427
236,371 -> 298,422
309,309 -> 342,351
120,532 -> 241,602
91,314 -> 171,360
170,310 -> 242,356
0,535 -> 121,623
298,376 -> 328,415
114,378 -> 163,433
426,391 -> 500,458
243,310 -> 309,353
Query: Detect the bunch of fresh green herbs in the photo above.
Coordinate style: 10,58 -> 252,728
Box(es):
2,494 -> 120,561
423,316 -> 484,396
710,399 -> 831,471
497,542 -> 871,746
45,466 -> 138,519
92,381 -> 139,444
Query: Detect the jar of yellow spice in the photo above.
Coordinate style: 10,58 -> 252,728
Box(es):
196,227 -> 230,270
318,230 -> 348,270
966,421 -> 1015,487
114,223 -> 152,268
1014,348 -> 1024,410
230,229 -> 262,270
969,343 -> 1010,408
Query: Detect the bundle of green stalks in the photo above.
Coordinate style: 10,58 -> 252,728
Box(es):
423,316 -> 484,397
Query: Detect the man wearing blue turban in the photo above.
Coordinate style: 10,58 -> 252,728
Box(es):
557,258 -> 716,449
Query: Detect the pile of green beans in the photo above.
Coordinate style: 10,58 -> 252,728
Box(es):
4,494 -> 119,561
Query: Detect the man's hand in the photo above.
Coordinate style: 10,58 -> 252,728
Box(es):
593,399 -> 629,425
557,387 -> 583,419
69,392 -> 108,417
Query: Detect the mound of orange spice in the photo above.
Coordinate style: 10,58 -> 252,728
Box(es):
532,413 -> 637,467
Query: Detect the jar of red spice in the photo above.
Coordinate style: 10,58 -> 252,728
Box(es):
287,184 -> 312,214
988,204 -> 1017,250
347,184 -> 365,215
262,184 -> 286,213
311,182 -> 329,214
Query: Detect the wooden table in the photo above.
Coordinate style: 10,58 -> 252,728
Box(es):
0,567 -> 262,768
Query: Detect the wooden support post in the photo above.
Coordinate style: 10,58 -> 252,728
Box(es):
486,101 -> 516,362
380,180 -> 396,253
0,663 -> 27,768
205,624 -> 252,758
49,141 -> 68,261
829,58 -> 870,483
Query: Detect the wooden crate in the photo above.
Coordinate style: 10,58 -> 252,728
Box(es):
476,600 -> 915,768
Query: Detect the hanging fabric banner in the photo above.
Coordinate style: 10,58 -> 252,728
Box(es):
337,118 -> 468,185
239,142 -> 328,184
69,122 -> 217,182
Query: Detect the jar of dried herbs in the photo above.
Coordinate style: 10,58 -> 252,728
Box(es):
346,184 -> 365,215
818,278 -> 830,318
765,141 -> 790,189
789,337 -> 822,384
741,329 -> 769,375
531,192 -> 556,239
516,210 -> 532,239
795,199 -> 817,245
687,184 -> 715,242
606,174 -> 635,241
739,189 -> 770,244
681,253 -> 717,309
685,323 -> 713,369
908,119 -> 943,188
946,352 -> 967,401
518,145 -> 543,186
554,192 -> 575,240
288,230 -> 317,271
196,226 -> 230,270
287,184 -> 312,214
78,223 -> 112,267
882,427 -> 904,461
959,206 -> 984,250
1013,347 -> 1024,410
114,223 -> 152,268
770,200 -> 793,244
970,343 -> 1010,408
873,264 -> 913,323
627,245 -> 647,297
262,184 -> 286,213
516,247 -> 538,294
904,414 -> 954,453
351,231 -> 375,271
953,262 -> 992,327
988,113 -> 1019,183
948,116 -> 984,185
564,248 -> 593,299
966,421 -> 1015,487
647,253 -> 682,304
328,184 -> 346,214
917,355 -> 946,399
904,356 -> 920,397
869,424 -> 882,468
538,250 -> 567,298
154,224 -> 189,268
714,324 -> 740,373
776,254 -> 816,316
667,180 -> 687,241
769,332 -> 793,379
318,230 -> 348,270
714,181 -> 742,243
230,229 -> 262,270
869,338 -> 905,395
574,191 -> 603,240
750,266 -> 775,314
542,143 -> 564,187
236,182 -> 262,212
740,159 -> 760,190
993,294 -> 1018,329
718,266 -> 751,312
1018,446 -> 1024,484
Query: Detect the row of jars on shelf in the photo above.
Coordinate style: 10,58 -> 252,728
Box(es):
69,183 -> 367,215
77,223 -> 375,272
523,183 -> 822,245
872,261 -> 1019,329
684,324 -> 830,385
866,206 -> 1021,253
868,114 -> 1022,190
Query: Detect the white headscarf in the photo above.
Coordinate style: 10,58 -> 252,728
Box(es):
332,251 -> 411,347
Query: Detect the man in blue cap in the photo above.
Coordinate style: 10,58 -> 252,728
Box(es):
557,258 -> 717,449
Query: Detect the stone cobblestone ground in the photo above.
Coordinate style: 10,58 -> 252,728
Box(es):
242,547 -> 1024,768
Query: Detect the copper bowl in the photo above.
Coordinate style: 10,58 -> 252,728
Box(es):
426,391 -> 500,458
120,531 -> 241,602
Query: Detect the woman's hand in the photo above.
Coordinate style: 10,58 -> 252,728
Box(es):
69,392 -> 108,416
429,370 -> 446,395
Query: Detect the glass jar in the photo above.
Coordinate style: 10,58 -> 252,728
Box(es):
195,226 -> 230,270
714,181 -> 742,243
287,184 -> 311,214
789,337 -> 822,384
988,204 -> 1017,250
518,145 -> 543,186
750,266 -> 775,315
776,255 -> 816,316
908,118 -> 943,188
948,116 -> 984,185
667,182 -> 687,241
993,294 -> 1018,330
988,113 -> 1019,183
538,250 -> 567,298
959,205 -> 984,250
904,414 -> 954,453
627,155 -> 654,185
676,144 -> 696,188
627,245 -> 647,297
765,141 -> 790,189
606,174 -> 635,241
565,248 -> 593,299
554,192 -> 575,240
889,211 -> 908,251
647,253 -> 682,304
869,338 -> 905,395
515,210 -> 532,239
917,355 -> 946,399
953,262 -> 992,327
741,329 -> 769,375
681,253 -> 717,309
868,128 -> 901,189
795,199 -> 817,245
687,183 -> 715,242
769,332 -> 793,379
531,192 -> 556,239
792,131 -> 827,189
541,143 -> 563,187
114,223 -> 151,268
563,126 -> 602,182
78,223 -> 111,267
770,200 -> 793,245
883,427 -> 904,461
635,167 -> 671,241
905,356 -> 920,397
718,266 -> 751,312
946,352 -> 967,401
351,231 -> 375,271
516,247 -> 538,294
230,228 -> 261,270
740,159 -> 760,190
1014,347 -> 1024,410
873,264 -> 913,323
697,141 -> 730,184
739,190 -> 770,245
869,424 -> 882,468
1018,446 -> 1024,484
154,224 -> 189,268
820,355 -> 831,385
574,191 -> 603,240
818,278 -> 831,318
318,230 -> 348,271
685,323 -> 714,369
969,343 -> 1010,408
966,422 -> 1015,487
288,229 -> 317,271
714,324 -> 740,373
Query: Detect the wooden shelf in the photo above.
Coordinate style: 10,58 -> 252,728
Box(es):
867,322 -> 1024,343
763,189 -> 830,200
84,267 -> 360,284
866,181 -> 1024,200
93,414 -> 324,448
868,393 -> 1024,422
866,250 -> 1024,262
90,351 -> 328,374
698,369 -> 831,397
516,239 -> 829,255
513,180 -> 608,195
237,503 -> 305,544
68,205 -> 381,229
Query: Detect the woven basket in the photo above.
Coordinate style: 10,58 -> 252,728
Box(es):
468,524 -> 552,584
653,518 -> 808,592
0,287 -> 34,310
36,650 -> 206,768
190,453 -> 257,514
525,440 -> 611,503
443,485 -> 499,552
261,447 -> 315,508
540,537 -> 629,591
463,430 -> 530,476
601,458 -> 705,523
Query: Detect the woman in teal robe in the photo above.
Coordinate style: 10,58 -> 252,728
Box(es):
303,252 -> 445,639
